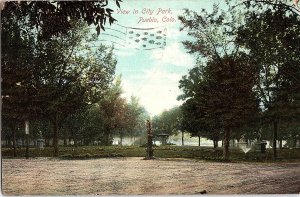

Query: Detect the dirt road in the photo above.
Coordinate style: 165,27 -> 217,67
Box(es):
2,157 -> 300,195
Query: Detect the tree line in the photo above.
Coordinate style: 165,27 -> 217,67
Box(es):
2,0 -> 300,160
1,0 -> 149,157
153,0 -> 300,160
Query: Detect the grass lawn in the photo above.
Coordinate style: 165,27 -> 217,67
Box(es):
2,145 -> 300,162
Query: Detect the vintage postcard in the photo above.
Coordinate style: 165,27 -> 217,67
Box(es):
1,0 -> 300,195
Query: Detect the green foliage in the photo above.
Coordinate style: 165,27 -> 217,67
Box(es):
1,1 -> 122,39
236,5 -> 300,120
178,2 -> 244,61
178,0 -> 300,159
97,77 -> 128,145
178,3 -> 261,159
59,77 -> 149,146
1,13 -> 118,156
34,34 -> 111,131
125,96 -> 149,138
2,19 -> 117,121
236,1 -> 300,158
179,55 -> 260,150
152,106 -> 182,136
97,77 -> 149,145
1,9 -> 39,124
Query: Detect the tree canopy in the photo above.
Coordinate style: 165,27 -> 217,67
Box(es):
1,0 -> 122,39
2,11 -> 118,155
178,0 -> 300,159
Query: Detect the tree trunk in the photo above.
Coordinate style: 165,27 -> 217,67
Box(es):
64,138 -> 67,146
26,132 -> 29,159
74,138 -> 78,147
120,128 -> 123,146
104,131 -> 110,146
45,138 -> 49,147
130,134 -> 134,145
181,131 -> 184,146
279,139 -> 282,149
8,139 -> 12,147
223,127 -> 230,160
293,137 -> 297,148
198,135 -> 201,146
63,130 -> 67,146
52,114 -> 59,157
273,120 -> 278,160
213,139 -> 218,148
85,139 -> 90,146
12,128 -> 17,157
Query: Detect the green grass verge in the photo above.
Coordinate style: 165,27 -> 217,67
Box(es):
2,145 -> 300,162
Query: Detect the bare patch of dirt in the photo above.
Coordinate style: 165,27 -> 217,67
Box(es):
2,157 -> 300,195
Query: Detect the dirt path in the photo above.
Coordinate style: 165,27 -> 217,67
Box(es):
2,157 -> 300,195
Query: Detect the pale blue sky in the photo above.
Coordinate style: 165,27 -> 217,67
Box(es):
101,0 -> 220,116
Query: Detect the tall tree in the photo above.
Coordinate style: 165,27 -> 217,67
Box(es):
236,3 -> 300,159
179,55 -> 259,159
1,1 -> 121,155
98,76 -> 127,145
2,7 -> 41,156
178,4 -> 260,159
2,18 -> 117,155
180,97 -> 221,148
37,24 -> 116,155
124,96 -> 146,141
